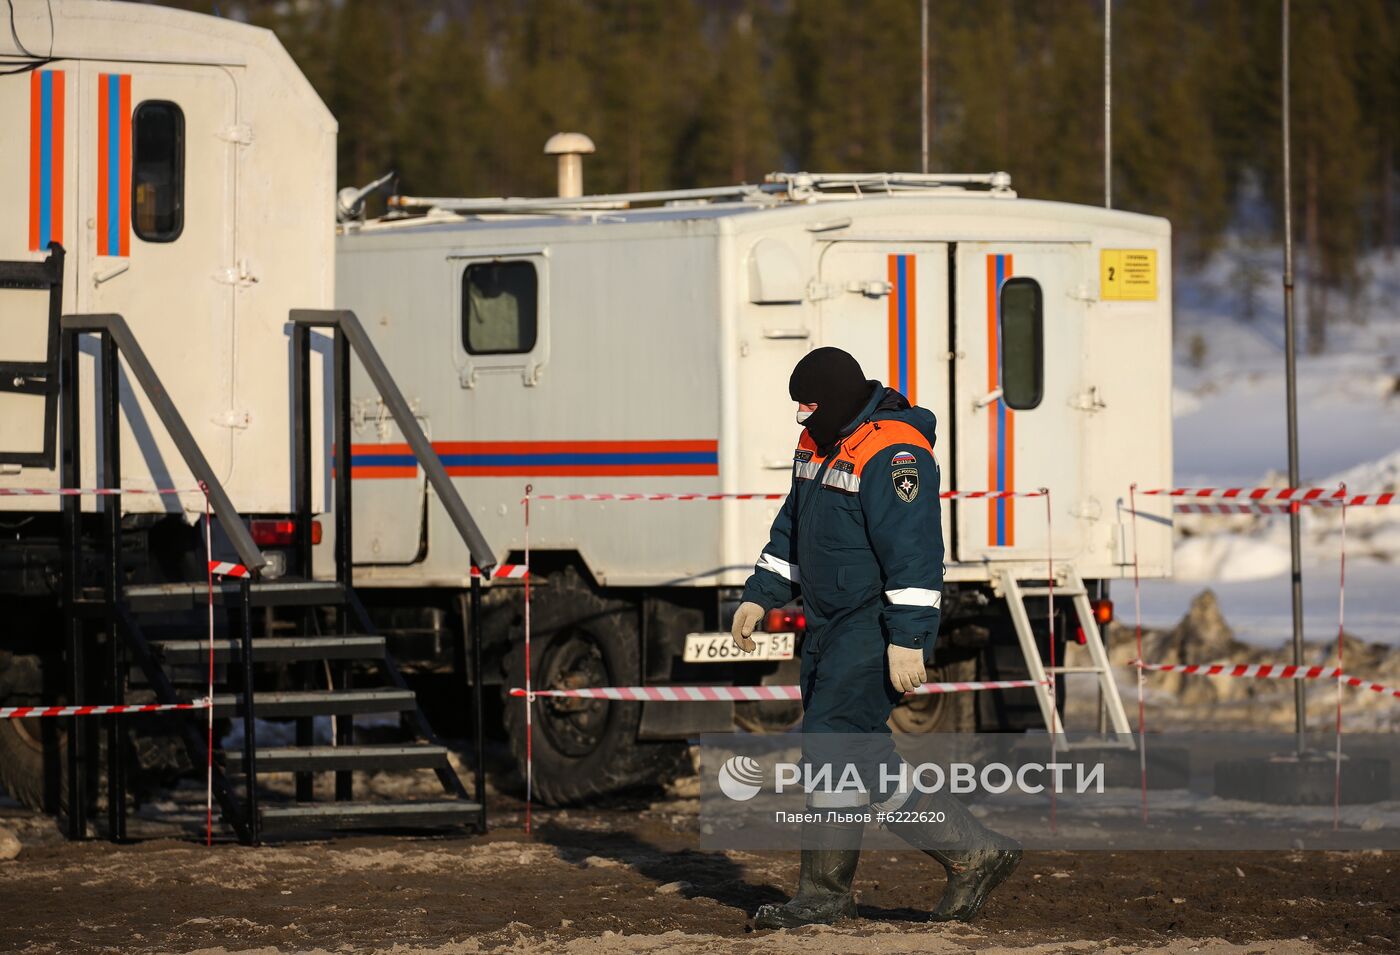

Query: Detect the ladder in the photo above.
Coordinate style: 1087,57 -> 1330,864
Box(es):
996,566 -> 1133,743
0,244 -> 63,468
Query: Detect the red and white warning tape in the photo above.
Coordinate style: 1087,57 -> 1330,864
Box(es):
470,564 -> 529,579
1338,673 -> 1400,700
208,561 -> 251,578
0,486 -> 198,497
527,490 -> 1045,503
1173,500 -> 1389,514
1144,487 -> 1396,506
509,678 -> 1045,702
1324,494 -> 1396,507
1134,661 -> 1400,699
1,699 -> 210,719
942,489 -> 1046,500
1137,661 -> 1339,680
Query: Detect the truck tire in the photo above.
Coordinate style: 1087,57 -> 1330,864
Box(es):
501,569 -> 686,805
0,653 -> 64,812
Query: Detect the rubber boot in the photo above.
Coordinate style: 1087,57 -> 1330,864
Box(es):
753,816 -> 863,929
881,789 -> 1021,922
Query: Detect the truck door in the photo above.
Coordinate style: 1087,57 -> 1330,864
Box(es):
76,62 -> 239,484
951,242 -> 1089,562
816,243 -> 952,547
0,67 -> 74,467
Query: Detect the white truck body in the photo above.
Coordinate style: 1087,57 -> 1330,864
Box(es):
335,190 -> 1173,590
0,3 -> 1172,596
0,0 -> 335,514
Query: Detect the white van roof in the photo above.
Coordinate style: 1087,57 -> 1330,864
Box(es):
349,173 -> 1169,240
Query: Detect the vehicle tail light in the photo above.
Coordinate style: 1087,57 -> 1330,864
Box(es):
764,608 -> 806,633
251,519 -> 322,547
1091,598 -> 1114,625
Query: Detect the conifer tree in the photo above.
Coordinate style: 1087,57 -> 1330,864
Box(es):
685,5 -> 782,186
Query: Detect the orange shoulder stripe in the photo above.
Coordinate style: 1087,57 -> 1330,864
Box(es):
845,421 -> 933,475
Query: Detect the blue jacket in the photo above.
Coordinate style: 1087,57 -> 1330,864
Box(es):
742,384 -> 944,651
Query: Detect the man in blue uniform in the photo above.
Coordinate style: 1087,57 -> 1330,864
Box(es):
732,347 -> 1020,928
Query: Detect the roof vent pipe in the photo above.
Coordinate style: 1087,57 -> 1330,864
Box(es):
543,132 -> 596,198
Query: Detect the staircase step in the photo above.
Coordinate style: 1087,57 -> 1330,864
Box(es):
212,688 -> 416,718
124,579 -> 347,613
224,744 -> 449,774
154,635 -> 385,665
259,799 -> 481,831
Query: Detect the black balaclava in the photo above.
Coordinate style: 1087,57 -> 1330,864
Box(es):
789,347 -> 875,452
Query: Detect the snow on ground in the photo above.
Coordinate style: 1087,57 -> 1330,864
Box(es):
1138,244 -> 1400,646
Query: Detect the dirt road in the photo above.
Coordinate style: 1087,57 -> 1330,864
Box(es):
1,784 -> 1395,955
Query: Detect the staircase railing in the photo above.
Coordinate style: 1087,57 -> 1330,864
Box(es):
59,313 -> 264,843
288,309 -> 495,575
289,308 -> 496,831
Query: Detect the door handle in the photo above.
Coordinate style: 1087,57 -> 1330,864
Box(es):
845,279 -> 892,298
92,263 -> 129,286
973,387 -> 1002,409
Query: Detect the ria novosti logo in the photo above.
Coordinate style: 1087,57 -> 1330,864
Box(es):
716,755 -> 764,801
714,756 -> 1107,802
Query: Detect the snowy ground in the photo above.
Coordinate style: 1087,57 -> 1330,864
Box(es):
1138,244 -> 1400,646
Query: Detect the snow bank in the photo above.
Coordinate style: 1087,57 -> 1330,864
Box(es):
1138,247 -> 1400,646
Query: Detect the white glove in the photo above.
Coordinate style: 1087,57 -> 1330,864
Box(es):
730,601 -> 764,653
887,644 -> 927,694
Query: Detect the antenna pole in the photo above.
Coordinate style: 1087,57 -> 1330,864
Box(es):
1280,0 -> 1306,755
921,0 -> 930,174
1104,0 -> 1112,208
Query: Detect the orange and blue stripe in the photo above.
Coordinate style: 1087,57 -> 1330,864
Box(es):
886,254 -> 917,402
986,253 -> 1015,546
97,73 -> 132,257
28,70 -> 65,252
351,439 -> 720,479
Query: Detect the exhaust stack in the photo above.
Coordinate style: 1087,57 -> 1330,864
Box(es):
544,132 -> 596,198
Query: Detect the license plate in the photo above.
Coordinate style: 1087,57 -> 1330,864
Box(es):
683,631 -> 795,663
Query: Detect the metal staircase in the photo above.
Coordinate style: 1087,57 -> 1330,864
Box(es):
995,566 -> 1133,743
120,579 -> 480,840
57,310 -> 497,844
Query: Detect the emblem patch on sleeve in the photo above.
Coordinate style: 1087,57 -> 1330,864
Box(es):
892,467 -> 920,503
891,450 -> 917,465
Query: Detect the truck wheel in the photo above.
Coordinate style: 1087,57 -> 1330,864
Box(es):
0,653 -> 65,812
887,655 -> 977,734
501,571 -> 686,806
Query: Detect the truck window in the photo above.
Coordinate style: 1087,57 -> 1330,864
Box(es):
132,101 -> 184,242
461,261 -> 538,355
999,276 -> 1043,410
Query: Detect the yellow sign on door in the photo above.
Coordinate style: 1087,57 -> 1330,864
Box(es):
1100,249 -> 1157,301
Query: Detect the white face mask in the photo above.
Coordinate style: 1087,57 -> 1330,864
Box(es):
796,409 -> 814,425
